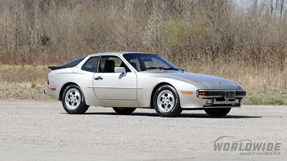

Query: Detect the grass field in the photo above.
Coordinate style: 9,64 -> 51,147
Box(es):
0,0 -> 287,105
0,65 -> 286,105
0,65 -> 50,100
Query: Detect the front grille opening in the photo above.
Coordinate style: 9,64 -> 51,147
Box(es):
209,91 -> 224,96
236,91 -> 246,95
216,98 -> 235,101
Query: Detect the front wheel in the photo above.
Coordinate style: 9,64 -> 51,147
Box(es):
62,85 -> 89,114
204,108 -> 231,117
113,107 -> 136,115
153,85 -> 182,117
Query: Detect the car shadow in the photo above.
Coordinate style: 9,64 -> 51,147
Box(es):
72,112 -> 261,119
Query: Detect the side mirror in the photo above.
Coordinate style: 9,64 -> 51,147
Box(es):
114,67 -> 126,76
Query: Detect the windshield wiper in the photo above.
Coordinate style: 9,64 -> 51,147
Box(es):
141,67 -> 180,71
141,67 -> 162,71
161,67 -> 180,70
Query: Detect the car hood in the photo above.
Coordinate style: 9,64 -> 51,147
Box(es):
146,71 -> 242,89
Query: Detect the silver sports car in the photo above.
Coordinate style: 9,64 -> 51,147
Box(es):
44,52 -> 246,117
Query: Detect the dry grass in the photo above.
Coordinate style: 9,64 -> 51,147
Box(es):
177,54 -> 287,105
0,65 -> 50,83
0,1 -> 286,104
0,65 -> 52,100
162,51 -> 287,95
1,64 -> 287,104
0,82 -> 52,100
185,60 -> 287,95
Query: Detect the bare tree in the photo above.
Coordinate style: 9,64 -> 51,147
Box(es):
109,0 -> 137,51
280,0 -> 285,17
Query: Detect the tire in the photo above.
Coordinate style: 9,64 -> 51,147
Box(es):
153,85 -> 182,117
113,107 -> 136,115
204,108 -> 231,117
62,85 -> 89,114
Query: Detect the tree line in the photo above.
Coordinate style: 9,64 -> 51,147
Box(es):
0,0 -> 286,72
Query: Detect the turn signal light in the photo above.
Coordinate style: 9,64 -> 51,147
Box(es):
182,91 -> 193,95
47,77 -> 49,85
198,91 -> 208,96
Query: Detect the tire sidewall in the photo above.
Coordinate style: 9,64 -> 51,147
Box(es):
204,108 -> 231,117
62,85 -> 87,114
153,85 -> 181,117
113,107 -> 136,115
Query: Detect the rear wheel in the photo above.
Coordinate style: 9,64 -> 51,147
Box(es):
153,85 -> 182,117
204,108 -> 231,117
113,107 -> 136,115
62,85 -> 89,114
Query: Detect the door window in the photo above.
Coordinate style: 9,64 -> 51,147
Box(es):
99,56 -> 131,73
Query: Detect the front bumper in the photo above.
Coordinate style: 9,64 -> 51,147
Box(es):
195,89 -> 246,108
197,90 -> 246,99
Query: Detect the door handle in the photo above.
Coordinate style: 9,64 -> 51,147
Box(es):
94,76 -> 103,80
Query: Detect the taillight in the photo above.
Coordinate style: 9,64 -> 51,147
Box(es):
47,77 -> 49,85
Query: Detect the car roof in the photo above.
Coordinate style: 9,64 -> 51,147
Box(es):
87,52 -> 154,57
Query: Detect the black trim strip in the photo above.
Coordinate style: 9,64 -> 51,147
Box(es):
197,90 -> 246,98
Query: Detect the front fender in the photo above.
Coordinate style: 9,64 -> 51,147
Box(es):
136,73 -> 203,108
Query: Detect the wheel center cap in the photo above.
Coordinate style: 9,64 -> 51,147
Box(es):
163,98 -> 169,104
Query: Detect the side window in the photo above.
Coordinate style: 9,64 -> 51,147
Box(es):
81,57 -> 99,72
99,56 -> 131,73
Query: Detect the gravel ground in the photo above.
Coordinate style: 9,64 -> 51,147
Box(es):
0,100 -> 286,160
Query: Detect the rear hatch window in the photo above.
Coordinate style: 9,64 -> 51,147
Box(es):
48,56 -> 86,70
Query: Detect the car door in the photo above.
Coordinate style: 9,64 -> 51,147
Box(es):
92,55 -> 137,100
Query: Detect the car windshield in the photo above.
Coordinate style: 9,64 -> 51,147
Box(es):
60,56 -> 86,67
123,53 -> 180,72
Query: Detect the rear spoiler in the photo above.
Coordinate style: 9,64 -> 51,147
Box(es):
48,66 -> 71,70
